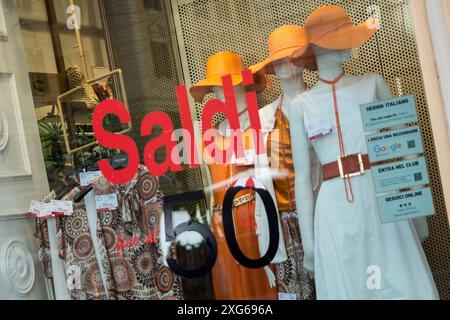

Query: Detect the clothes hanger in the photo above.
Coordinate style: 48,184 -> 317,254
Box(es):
54,172 -> 79,200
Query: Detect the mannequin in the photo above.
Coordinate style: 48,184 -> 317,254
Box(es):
291,46 -> 391,272
213,85 -> 250,133
313,47 -> 430,242
205,84 -> 279,300
253,57 -> 316,300
288,46 -> 438,299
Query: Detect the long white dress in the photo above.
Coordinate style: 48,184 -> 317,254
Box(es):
294,73 -> 438,300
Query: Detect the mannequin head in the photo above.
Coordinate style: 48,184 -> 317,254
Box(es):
212,84 -> 247,114
313,45 -> 351,67
273,57 -> 303,81
272,57 -> 306,101
312,45 -> 351,81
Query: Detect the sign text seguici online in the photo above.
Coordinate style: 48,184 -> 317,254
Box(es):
93,70 -> 268,184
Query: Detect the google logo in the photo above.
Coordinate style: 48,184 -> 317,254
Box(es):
374,143 -> 402,154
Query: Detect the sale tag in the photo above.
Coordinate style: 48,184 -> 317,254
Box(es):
95,193 -> 118,211
307,119 -> 332,141
28,200 -> 43,217
79,170 -> 101,187
51,200 -> 74,217
38,202 -> 53,219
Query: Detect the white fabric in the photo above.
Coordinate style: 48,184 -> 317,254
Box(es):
47,217 -> 71,300
84,190 -> 110,299
291,73 -> 438,300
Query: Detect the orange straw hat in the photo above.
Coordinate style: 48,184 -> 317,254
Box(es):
190,51 -> 265,103
250,25 -> 317,76
295,4 -> 378,56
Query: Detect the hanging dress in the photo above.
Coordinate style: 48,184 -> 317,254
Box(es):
91,165 -> 184,300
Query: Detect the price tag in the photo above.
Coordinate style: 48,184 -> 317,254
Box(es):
278,292 -> 297,300
79,171 -> 101,187
28,200 -> 43,217
307,119 -> 332,141
39,202 -> 53,219
95,193 -> 118,211
51,200 -> 74,217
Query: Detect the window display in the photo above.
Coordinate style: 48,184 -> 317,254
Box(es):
0,0 -> 449,303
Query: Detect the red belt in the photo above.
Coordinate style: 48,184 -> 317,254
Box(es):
322,153 -> 371,181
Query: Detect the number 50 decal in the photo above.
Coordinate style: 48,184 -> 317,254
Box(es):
163,183 -> 279,277
163,191 -> 217,278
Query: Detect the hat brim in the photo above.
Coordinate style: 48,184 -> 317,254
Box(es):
250,45 -> 317,76
308,20 -> 377,51
190,73 -> 266,103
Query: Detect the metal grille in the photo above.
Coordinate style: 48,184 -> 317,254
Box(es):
173,0 -> 450,298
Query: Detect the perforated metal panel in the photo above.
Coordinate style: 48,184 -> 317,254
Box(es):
173,0 -> 450,298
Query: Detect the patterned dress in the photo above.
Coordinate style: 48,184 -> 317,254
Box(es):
56,188 -> 110,300
34,166 -> 184,300
91,165 -> 184,300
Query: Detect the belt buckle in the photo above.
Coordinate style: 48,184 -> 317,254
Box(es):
337,153 -> 365,179
233,193 -> 255,208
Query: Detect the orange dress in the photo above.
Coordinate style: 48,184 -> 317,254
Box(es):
206,129 -> 277,300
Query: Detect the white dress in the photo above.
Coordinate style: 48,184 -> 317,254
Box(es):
295,73 -> 438,300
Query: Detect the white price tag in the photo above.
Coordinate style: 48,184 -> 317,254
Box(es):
28,200 -> 43,217
95,193 -> 118,211
51,200 -> 74,217
278,292 -> 297,300
307,119 -> 333,141
39,202 -> 53,219
79,170 -> 101,187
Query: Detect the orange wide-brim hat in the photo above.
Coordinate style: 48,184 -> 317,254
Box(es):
250,25 -> 317,76
294,4 -> 378,58
190,51 -> 265,103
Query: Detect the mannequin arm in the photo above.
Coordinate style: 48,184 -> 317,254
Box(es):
289,98 -> 315,272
